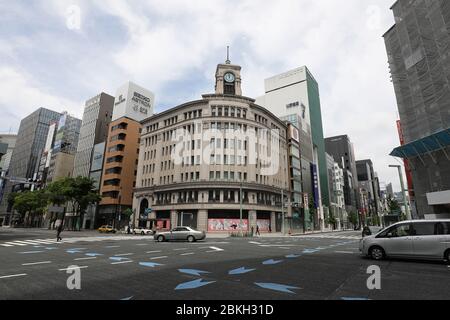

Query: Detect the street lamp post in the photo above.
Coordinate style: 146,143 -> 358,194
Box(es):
389,165 -> 412,220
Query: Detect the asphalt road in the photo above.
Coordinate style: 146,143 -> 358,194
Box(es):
0,230 -> 449,300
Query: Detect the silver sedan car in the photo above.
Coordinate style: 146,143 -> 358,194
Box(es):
154,226 -> 206,243
360,220 -> 450,262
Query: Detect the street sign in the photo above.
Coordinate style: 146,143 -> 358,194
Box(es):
144,208 -> 152,215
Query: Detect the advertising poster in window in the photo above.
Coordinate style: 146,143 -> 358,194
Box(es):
256,219 -> 271,232
208,219 -> 248,232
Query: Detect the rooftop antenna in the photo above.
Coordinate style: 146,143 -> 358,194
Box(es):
226,46 -> 231,64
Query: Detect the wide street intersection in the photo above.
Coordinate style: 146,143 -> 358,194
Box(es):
0,229 -> 449,300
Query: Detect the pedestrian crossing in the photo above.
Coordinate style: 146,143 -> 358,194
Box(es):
0,235 -> 152,248
291,233 -> 361,240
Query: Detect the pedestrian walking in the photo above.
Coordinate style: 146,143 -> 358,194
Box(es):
251,226 -> 254,237
56,223 -> 64,242
256,225 -> 261,237
269,224 -> 272,233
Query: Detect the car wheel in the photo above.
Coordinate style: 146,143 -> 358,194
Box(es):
187,235 -> 195,243
369,246 -> 385,261
445,249 -> 450,263
141,231 -> 145,235
157,235 -> 165,242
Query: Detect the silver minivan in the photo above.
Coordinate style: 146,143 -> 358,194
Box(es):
360,220 -> 450,262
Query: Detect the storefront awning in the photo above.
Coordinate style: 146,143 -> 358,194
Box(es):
390,129 -> 450,159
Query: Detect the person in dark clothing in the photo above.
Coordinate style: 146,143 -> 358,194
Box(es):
256,225 -> 261,236
56,223 -> 64,242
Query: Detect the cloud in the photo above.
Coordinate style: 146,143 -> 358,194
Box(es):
0,0 -> 405,191
0,66 -> 81,130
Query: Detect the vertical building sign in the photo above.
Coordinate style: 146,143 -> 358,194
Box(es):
53,114 -> 67,153
310,163 -> 319,209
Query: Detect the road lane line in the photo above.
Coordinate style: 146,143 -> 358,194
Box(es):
18,251 -> 44,254
106,246 -> 121,248
115,253 -> 134,257
180,252 -> 195,256
111,261 -> 133,265
4,242 -> 27,246
334,251 -> 356,254
173,248 -> 188,251
0,274 -> 27,279
59,266 -> 88,271
0,244 -> 13,247
74,257 -> 97,261
150,256 -> 168,260
22,261 -> 52,266
146,250 -> 162,254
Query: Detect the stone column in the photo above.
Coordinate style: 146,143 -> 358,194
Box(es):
197,210 -> 208,232
270,212 -> 276,233
170,210 -> 178,229
249,210 -> 257,233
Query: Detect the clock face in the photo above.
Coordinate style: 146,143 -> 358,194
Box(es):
224,72 -> 235,83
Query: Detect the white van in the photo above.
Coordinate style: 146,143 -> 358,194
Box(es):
359,220 -> 450,262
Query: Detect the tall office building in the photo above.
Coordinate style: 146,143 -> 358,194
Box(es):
326,152 -> 347,230
257,66 -> 329,231
98,82 -> 154,229
356,159 -> 382,224
325,135 -> 359,216
384,0 -> 450,218
71,93 -> 114,229
0,134 -> 18,224
0,108 -> 61,225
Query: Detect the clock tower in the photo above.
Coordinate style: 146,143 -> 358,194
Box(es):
215,49 -> 242,96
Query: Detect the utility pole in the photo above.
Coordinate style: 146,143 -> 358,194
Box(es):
281,189 -> 285,235
239,180 -> 243,236
389,165 -> 412,220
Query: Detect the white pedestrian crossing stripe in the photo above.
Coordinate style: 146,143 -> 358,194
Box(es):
292,234 -> 360,240
0,235 -> 153,248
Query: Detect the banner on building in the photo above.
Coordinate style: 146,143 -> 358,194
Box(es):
310,164 -> 320,209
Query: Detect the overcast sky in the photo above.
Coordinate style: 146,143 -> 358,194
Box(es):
0,0 -> 407,191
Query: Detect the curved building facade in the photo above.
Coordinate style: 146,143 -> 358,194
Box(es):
133,62 -> 289,232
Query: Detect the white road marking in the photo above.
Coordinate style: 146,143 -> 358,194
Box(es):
146,250 -> 162,254
18,251 -> 44,254
0,273 -> 27,279
173,248 -> 188,251
22,261 -> 52,266
150,256 -> 168,260
4,242 -> 27,246
0,244 -> 13,247
335,251 -> 356,254
106,246 -> 121,248
136,244 -> 149,246
249,241 -> 263,245
74,257 -> 97,261
59,266 -> 88,271
209,247 -> 224,251
180,252 -> 195,256
111,261 -> 133,265
115,253 -> 134,257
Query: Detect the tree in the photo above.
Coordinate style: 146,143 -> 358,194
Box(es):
327,215 -> 337,230
13,190 -> 49,227
348,211 -> 358,228
387,195 -> 401,214
46,177 -> 101,231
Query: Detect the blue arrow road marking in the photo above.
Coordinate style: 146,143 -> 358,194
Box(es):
262,259 -> 283,265
139,262 -> 163,268
110,257 -> 130,262
255,283 -> 300,294
175,279 -> 216,290
228,267 -> 256,275
178,269 -> 211,276
66,248 -> 86,254
85,253 -> 103,257
286,254 -> 302,259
